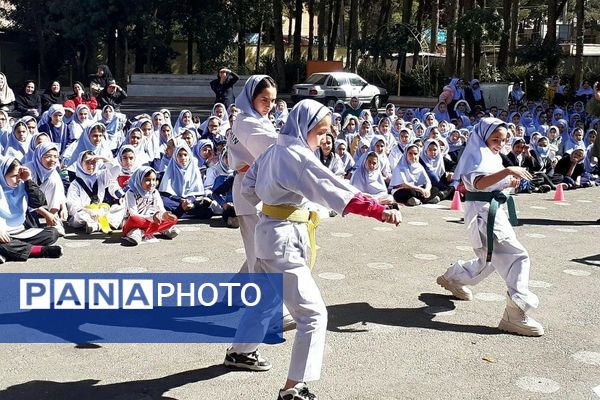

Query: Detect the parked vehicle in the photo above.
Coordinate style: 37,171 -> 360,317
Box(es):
291,72 -> 388,108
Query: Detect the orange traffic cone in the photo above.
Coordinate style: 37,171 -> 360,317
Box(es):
553,184 -> 565,201
450,190 -> 463,211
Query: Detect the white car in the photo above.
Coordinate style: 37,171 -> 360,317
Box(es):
291,72 -> 388,108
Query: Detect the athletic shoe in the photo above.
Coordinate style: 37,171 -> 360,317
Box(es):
406,197 -> 421,206
223,348 -> 272,371
122,229 -> 143,246
226,216 -> 240,229
142,234 -> 160,244
55,221 -> 66,237
85,222 -> 99,234
41,245 -> 63,258
161,226 -> 180,239
436,275 -> 473,301
277,382 -> 317,400
498,294 -> 544,337
428,196 -> 441,204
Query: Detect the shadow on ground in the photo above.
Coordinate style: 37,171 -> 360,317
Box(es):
327,293 -> 501,335
571,253 -> 600,268
0,364 -> 230,400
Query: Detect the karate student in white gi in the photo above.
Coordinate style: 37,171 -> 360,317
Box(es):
437,117 -> 544,336
224,99 -> 402,400
227,75 -> 295,329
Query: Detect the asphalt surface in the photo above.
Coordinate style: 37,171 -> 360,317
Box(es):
0,187 -> 599,400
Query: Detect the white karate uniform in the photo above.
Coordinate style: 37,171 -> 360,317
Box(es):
66,162 -> 126,229
230,134 -> 358,382
443,169 -> 539,311
227,112 -> 277,273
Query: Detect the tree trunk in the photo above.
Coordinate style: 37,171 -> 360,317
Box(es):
237,2 -> 246,70
317,0 -> 327,60
543,0 -> 568,75
292,0 -> 303,63
346,0 -> 358,70
508,0 -> 519,65
273,0 -> 287,88
308,0 -> 315,61
444,0 -> 458,77
413,0 -> 424,66
187,32 -> 194,74
255,17 -> 264,72
462,0 -> 474,80
497,0 -> 511,71
328,0 -> 342,60
107,25 -> 116,76
429,0 -> 439,53
573,0 -> 584,88
134,22 -> 145,73
400,0 -> 412,73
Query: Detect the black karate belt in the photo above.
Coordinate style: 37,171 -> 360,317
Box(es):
464,190 -> 518,263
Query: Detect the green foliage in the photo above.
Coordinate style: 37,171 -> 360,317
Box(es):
361,23 -> 418,61
357,60 -> 399,95
477,63 -> 502,83
500,63 -> 547,101
515,38 -> 563,66
456,7 -> 503,44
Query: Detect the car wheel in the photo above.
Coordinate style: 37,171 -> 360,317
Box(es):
326,97 -> 338,108
371,95 -> 382,109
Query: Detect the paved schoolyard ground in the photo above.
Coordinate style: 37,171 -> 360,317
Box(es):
0,187 -> 599,399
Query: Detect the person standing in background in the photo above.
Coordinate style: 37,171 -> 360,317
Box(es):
210,68 -> 239,108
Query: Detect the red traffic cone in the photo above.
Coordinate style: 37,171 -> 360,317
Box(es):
450,190 -> 463,211
553,184 -> 565,201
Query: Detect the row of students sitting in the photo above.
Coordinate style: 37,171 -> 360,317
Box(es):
320,112 -> 598,206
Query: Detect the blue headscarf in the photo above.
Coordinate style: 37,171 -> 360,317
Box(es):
0,156 -> 27,228
193,139 -> 214,167
3,121 -> 31,161
22,132 -> 51,164
173,109 -> 195,137
278,99 -> 331,148
453,117 -> 506,181
158,144 -> 205,197
420,139 -> 446,179
350,151 -> 387,196
391,144 -> 429,186
68,122 -> 111,168
235,75 -> 274,123
74,150 -> 98,190
25,141 -> 60,185
117,144 -> 138,174
128,166 -> 156,199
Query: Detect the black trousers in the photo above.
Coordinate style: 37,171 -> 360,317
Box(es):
393,186 -> 441,204
0,227 -> 59,262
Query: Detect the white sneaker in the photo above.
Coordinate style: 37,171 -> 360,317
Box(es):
161,226 -> 180,239
278,382 -> 317,400
498,294 -> 544,337
85,222 -> 99,234
122,229 -> 143,246
55,221 -> 66,237
436,275 -> 473,301
142,234 -> 160,244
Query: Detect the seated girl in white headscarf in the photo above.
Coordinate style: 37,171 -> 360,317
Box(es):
158,144 -> 213,219
24,142 -> 67,236
0,155 -> 64,263
66,151 -> 125,233
390,143 -> 441,206
350,151 -> 394,205
315,133 -> 345,178
121,166 -> 179,246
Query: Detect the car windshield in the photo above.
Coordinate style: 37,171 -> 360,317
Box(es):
305,74 -> 328,85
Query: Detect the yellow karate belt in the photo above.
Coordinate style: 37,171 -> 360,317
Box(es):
261,204 -> 321,269
85,203 -> 112,233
